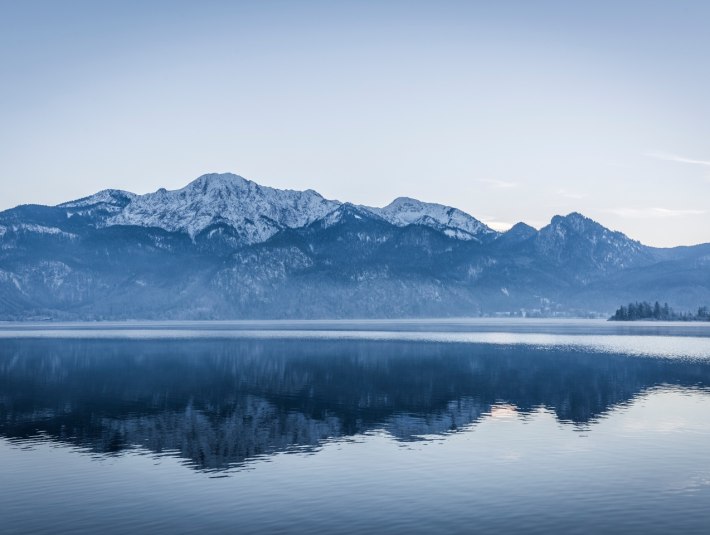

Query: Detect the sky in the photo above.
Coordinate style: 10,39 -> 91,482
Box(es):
1,0 -> 709,247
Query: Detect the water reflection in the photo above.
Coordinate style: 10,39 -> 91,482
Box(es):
1,337 -> 709,471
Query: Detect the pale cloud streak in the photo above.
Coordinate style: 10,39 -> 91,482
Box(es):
556,188 -> 586,200
646,152 -> 710,167
607,207 -> 706,219
476,178 -> 518,189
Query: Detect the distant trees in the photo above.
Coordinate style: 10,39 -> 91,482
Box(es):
610,301 -> 710,321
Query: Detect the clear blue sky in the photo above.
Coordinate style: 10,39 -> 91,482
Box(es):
1,0 -> 708,246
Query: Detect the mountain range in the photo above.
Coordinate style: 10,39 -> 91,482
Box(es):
1,172 -> 709,319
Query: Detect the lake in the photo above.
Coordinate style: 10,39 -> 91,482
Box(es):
1,319 -> 710,534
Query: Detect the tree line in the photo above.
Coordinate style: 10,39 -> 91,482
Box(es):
610,301 -> 710,321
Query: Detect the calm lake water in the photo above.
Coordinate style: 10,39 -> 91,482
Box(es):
1,319 -> 710,534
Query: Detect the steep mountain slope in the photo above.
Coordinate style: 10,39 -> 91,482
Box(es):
534,213 -> 651,273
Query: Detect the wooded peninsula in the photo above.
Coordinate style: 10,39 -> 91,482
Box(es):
609,301 -> 710,321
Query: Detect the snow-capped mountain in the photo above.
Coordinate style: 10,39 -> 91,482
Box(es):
57,173 -> 498,245
365,197 -> 498,242
1,171 -> 709,320
109,173 -> 340,244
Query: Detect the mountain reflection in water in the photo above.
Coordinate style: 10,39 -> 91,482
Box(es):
1,337 -> 709,472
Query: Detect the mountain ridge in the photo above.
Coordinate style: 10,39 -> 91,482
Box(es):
1,172 -> 708,320
55,172 -> 502,244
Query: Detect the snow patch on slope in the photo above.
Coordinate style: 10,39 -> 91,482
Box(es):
10,224 -> 77,239
316,204 -> 386,229
0,269 -> 23,291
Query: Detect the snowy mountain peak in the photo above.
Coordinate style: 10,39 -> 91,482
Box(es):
109,173 -> 340,242
183,172 -> 250,192
366,196 -> 498,242
58,189 -> 137,219
59,189 -> 137,209
385,196 -> 426,209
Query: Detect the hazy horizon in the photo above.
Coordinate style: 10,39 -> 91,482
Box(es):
2,1 -> 709,247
